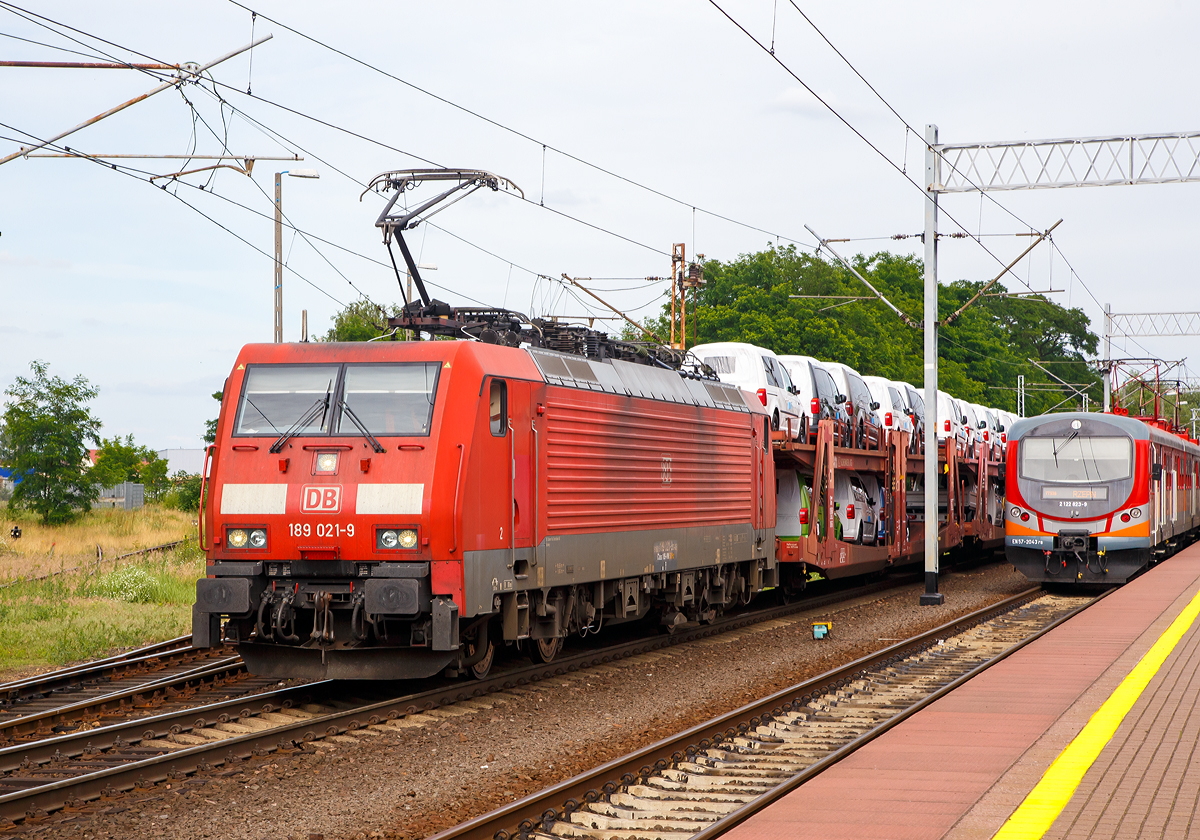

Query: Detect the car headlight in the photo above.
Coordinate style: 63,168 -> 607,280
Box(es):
248,529 -> 267,548
227,529 -> 248,548
398,529 -> 418,549
379,529 -> 398,549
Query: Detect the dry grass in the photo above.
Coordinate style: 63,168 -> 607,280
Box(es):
0,503 -> 195,580
0,504 -> 202,679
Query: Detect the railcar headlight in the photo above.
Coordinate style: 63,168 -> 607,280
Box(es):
248,529 -> 267,548
398,529 -> 418,549
1130,508 -> 1142,519
316,453 -> 338,472
227,528 -> 249,548
379,529 -> 399,549
1010,506 -> 1021,518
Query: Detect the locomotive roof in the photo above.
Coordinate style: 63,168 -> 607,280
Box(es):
1008,411 -> 1200,455
231,341 -> 758,415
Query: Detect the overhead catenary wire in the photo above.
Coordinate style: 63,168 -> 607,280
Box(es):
221,0 -> 822,253
1,10 -> 674,300
705,0 -> 1043,296
0,12 -> 591,315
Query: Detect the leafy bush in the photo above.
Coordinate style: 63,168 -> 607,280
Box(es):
93,565 -> 157,603
166,472 -> 202,513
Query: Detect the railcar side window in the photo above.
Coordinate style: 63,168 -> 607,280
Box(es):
235,365 -> 340,436
338,363 -> 440,437
490,380 -> 507,437
1020,436 -> 1133,483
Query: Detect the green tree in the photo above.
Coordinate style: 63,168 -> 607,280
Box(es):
203,390 -> 223,445
323,299 -> 404,342
91,434 -> 170,500
0,361 -> 102,524
639,245 -> 1101,416
169,470 -> 203,513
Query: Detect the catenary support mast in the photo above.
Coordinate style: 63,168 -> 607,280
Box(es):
921,125 -> 943,605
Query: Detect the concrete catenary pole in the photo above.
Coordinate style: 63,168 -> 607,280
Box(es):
920,124 -> 944,606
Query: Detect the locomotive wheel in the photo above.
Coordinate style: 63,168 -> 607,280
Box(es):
529,636 -> 560,664
468,636 -> 496,680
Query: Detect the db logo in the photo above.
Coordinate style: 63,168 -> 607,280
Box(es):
300,485 -> 342,514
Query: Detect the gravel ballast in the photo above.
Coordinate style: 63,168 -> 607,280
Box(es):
16,561 -> 1033,840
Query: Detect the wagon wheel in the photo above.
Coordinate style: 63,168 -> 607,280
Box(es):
529,636 -> 560,664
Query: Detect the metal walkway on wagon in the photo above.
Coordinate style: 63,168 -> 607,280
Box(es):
722,543 -> 1200,840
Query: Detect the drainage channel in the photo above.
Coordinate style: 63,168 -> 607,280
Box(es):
0,571 -> 930,828
433,587 -> 1103,840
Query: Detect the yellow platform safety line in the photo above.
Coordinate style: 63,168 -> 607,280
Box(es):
994,584 -> 1200,840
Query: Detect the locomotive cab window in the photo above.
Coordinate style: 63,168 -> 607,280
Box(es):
234,364 -> 340,436
1020,436 -> 1133,483
338,363 -> 440,437
490,379 -> 507,437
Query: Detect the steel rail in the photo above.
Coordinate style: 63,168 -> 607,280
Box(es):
0,657 -> 245,742
0,568 -> 937,824
0,635 -> 194,702
428,585 -> 1103,840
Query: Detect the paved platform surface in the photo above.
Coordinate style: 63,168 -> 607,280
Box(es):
723,545 -> 1200,840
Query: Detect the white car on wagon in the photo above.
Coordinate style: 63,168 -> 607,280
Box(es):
690,342 -> 803,438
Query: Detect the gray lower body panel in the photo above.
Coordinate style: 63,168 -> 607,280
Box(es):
461,523 -> 773,617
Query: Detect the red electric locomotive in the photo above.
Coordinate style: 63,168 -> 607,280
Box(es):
1004,411 -> 1200,583
193,337 -> 780,679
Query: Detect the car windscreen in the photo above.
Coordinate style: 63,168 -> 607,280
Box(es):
1020,436 -> 1133,483
235,365 -> 339,436
338,363 -> 440,437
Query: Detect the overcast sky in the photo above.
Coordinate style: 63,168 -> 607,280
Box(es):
2,0 -> 1198,449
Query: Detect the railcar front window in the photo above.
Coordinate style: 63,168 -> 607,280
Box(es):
235,365 -> 339,436
1020,436 -> 1132,483
338,363 -> 440,436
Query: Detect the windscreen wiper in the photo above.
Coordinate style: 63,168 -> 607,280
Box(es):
269,382 -> 332,454
1051,430 -> 1079,469
338,399 -> 386,453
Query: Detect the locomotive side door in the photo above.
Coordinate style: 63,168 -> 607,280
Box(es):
509,381 -> 535,556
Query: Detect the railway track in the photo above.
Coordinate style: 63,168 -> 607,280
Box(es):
0,639 -> 290,749
431,586 -> 1105,840
0,568 -> 938,827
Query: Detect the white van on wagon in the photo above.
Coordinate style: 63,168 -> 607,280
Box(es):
690,342 -> 803,438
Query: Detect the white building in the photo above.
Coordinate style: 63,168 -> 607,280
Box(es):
156,448 -> 206,476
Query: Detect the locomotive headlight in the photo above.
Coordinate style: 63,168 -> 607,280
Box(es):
227,528 -> 249,548
1130,508 -> 1143,519
1010,506 -> 1021,518
248,529 -> 267,548
316,453 -> 338,472
379,529 -> 399,549
398,529 -> 418,549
